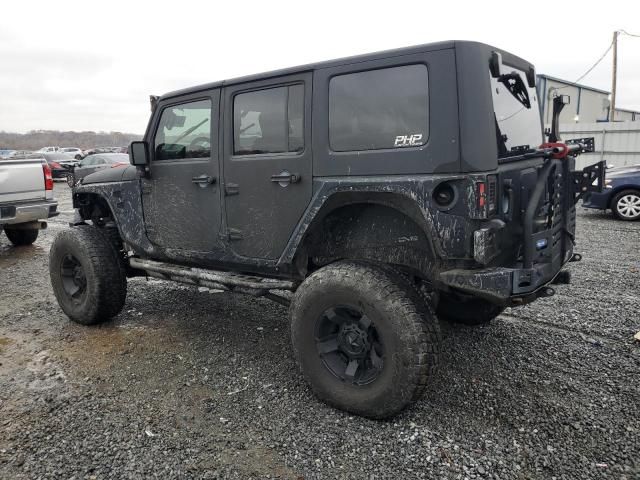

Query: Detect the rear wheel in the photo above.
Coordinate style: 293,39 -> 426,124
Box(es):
611,189 -> 640,221
437,293 -> 504,326
49,226 -> 127,325
290,261 -> 440,418
4,227 -> 39,246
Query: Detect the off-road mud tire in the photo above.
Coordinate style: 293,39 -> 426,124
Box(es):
49,226 -> 127,325
437,294 -> 504,326
4,227 -> 39,246
290,261 -> 441,419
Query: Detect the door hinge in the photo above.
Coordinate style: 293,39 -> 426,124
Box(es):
224,182 -> 239,196
220,228 -> 243,241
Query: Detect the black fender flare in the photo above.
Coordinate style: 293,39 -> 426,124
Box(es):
278,180 -> 447,275
72,181 -> 157,256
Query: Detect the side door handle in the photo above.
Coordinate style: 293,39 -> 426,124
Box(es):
192,174 -> 216,187
270,171 -> 301,186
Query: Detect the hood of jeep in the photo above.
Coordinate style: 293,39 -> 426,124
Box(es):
81,165 -> 138,185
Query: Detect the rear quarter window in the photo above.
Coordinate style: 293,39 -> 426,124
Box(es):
329,64 -> 429,152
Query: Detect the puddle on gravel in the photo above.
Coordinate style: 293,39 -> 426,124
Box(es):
0,244 -> 44,265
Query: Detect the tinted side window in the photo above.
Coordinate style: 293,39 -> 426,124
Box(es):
329,65 -> 429,152
233,85 -> 304,156
154,99 -> 211,161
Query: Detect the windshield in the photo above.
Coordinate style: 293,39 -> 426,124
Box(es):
491,66 -> 542,158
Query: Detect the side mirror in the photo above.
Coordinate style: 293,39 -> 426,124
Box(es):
129,141 -> 149,167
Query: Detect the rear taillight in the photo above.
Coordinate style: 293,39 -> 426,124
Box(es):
477,182 -> 486,209
50,161 -> 61,169
477,176 -> 498,216
42,162 -> 53,191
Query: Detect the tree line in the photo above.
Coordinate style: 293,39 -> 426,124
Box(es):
0,130 -> 142,151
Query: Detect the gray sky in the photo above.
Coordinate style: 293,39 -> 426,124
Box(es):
1,0 -> 639,134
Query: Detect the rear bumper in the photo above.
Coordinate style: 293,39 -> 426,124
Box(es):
52,168 -> 69,179
438,157 -> 604,306
0,200 -> 58,225
439,251 -> 573,306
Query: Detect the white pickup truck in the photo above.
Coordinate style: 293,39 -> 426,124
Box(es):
0,157 -> 58,246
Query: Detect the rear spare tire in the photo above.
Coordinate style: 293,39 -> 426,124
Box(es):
49,226 -> 127,325
4,226 -> 39,246
290,261 -> 440,418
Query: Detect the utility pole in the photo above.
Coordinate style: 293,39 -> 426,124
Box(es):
610,30 -> 618,122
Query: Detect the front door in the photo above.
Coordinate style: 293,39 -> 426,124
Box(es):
142,91 -> 221,252
222,73 -> 312,259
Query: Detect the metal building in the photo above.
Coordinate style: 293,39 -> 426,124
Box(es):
537,74 -> 639,124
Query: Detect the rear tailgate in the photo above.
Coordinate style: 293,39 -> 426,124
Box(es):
0,158 -> 46,203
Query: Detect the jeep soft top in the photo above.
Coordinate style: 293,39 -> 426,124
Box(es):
49,40 -> 603,418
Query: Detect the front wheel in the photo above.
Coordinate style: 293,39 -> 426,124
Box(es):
66,172 -> 76,188
611,189 -> 640,221
49,226 -> 127,325
3,226 -> 39,246
290,261 -> 440,419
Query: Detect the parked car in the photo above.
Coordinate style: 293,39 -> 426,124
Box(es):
68,153 -> 129,186
12,150 -> 33,157
36,146 -> 60,153
42,153 -> 75,179
0,156 -> 58,245
0,149 -> 16,159
583,164 -> 640,220
60,147 -> 84,160
80,147 -> 111,158
49,40 -> 603,419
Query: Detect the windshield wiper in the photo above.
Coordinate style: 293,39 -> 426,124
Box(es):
498,72 -> 531,109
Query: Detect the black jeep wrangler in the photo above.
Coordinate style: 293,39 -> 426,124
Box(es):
49,41 -> 603,418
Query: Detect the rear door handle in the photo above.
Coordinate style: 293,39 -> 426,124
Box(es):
270,171 -> 301,185
192,175 -> 216,186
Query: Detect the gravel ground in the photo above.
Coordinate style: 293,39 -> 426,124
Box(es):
0,182 -> 638,479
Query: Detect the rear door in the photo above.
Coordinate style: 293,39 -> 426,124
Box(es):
222,73 -> 312,259
141,90 -> 222,251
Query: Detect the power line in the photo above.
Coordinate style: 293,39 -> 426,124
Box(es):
556,28 -> 639,91
619,29 -> 640,38
554,39 -> 614,90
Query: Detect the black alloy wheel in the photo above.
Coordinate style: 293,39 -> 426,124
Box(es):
314,305 -> 384,386
59,253 -> 87,302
